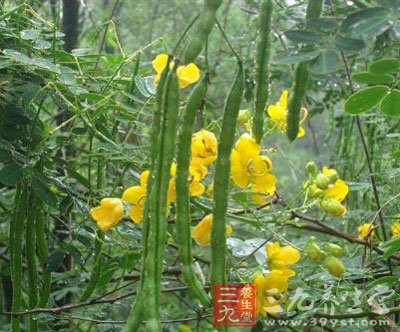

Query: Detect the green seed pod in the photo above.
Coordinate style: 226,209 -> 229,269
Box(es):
305,236 -> 326,261
323,255 -> 345,277
326,243 -> 343,257
252,0 -> 273,143
176,76 -> 210,306
182,0 -> 223,63
320,197 -> 346,217
124,62 -> 178,332
286,0 -> 323,142
315,173 -> 330,190
286,63 -> 309,142
10,181 -> 28,332
26,195 -> 38,332
211,62 -> 244,286
144,68 -> 180,331
306,161 -> 318,177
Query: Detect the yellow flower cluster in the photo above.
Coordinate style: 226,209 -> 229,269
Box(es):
152,53 -> 200,89
230,133 -> 276,204
267,90 -> 308,138
305,162 -> 349,217
253,242 -> 300,316
90,130 -> 217,230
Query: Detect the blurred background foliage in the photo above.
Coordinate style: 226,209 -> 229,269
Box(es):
0,0 -> 399,331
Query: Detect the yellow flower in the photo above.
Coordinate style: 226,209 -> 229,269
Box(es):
191,214 -> 233,246
267,90 -> 307,138
122,170 -> 149,224
266,242 -> 300,270
152,53 -> 200,89
253,269 -> 295,316
322,167 -> 349,202
358,223 -> 374,240
391,221 -> 400,238
191,129 -> 218,165
230,133 -> 276,203
90,198 -> 124,231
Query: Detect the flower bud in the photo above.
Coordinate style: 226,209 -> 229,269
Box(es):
237,109 -> 251,125
305,236 -> 326,261
315,174 -> 330,190
326,243 -> 343,257
327,171 -> 339,184
306,162 -> 318,177
320,197 -> 347,217
323,255 -> 345,277
308,186 -> 324,199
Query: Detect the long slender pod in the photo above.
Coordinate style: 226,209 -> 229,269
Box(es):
145,66 -> 180,331
79,231 -> 104,301
80,158 -> 106,301
252,0 -> 273,144
36,206 -> 51,307
176,76 -> 210,306
286,63 -> 309,141
26,194 -> 38,332
10,181 -> 27,332
211,62 -> 244,286
286,0 -> 323,141
123,63 -> 171,332
182,0 -> 223,64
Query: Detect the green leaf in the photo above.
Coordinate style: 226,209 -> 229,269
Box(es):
344,86 -> 389,115
20,29 -> 39,41
369,58 -> 400,74
306,18 -> 338,31
0,162 -> 23,186
284,30 -> 326,44
368,276 -> 399,288
309,50 -> 340,75
380,236 -> 400,259
31,174 -> 58,207
379,89 -> 400,117
340,7 -> 392,37
333,36 -> 366,51
352,72 -> 395,84
272,50 -> 321,65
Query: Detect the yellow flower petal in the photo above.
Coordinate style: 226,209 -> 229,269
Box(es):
391,221 -> 400,238
266,241 -> 300,270
177,63 -> 200,89
191,214 -> 232,246
122,186 -> 146,205
191,130 -> 218,165
189,180 -> 205,197
230,149 -> 249,188
324,179 -> 349,202
191,214 -> 212,246
90,198 -> 124,231
251,173 -> 276,195
152,53 -> 168,75
235,133 -> 261,166
140,170 -> 150,188
129,205 -> 143,224
189,159 -> 208,181
278,90 -> 289,110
